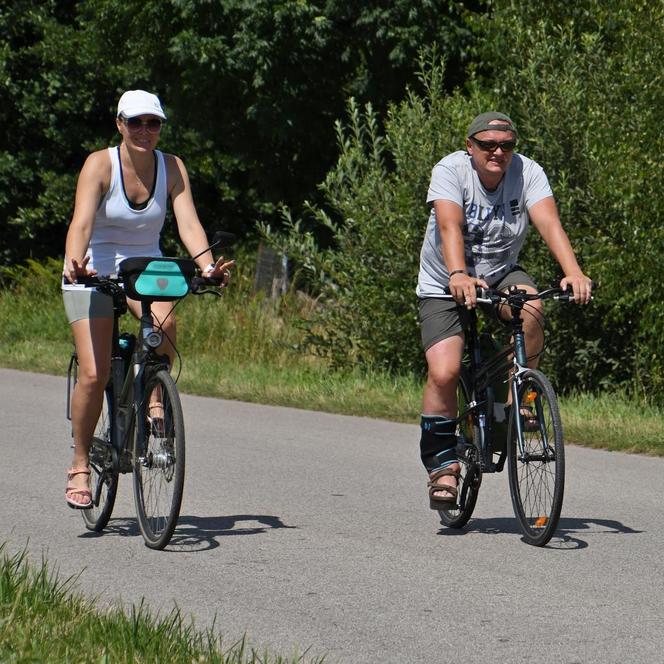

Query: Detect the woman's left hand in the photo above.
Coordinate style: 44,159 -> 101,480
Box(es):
202,257 -> 236,286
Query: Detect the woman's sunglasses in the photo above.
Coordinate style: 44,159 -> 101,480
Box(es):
122,117 -> 163,134
471,137 -> 516,153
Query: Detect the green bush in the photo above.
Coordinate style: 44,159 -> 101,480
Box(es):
265,0 -> 664,402
478,0 -> 664,397
262,55 -> 493,375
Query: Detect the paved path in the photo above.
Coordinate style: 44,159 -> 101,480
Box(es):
1,368 -> 663,663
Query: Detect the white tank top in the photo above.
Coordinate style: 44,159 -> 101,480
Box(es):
85,146 -> 167,276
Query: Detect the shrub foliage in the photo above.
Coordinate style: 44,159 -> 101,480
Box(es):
265,0 -> 664,398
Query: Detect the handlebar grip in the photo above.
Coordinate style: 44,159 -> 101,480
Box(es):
77,275 -> 99,286
190,275 -> 223,292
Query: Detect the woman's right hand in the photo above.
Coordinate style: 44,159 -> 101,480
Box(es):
64,256 -> 97,284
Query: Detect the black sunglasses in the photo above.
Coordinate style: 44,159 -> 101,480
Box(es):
123,117 -> 163,133
471,137 -> 517,153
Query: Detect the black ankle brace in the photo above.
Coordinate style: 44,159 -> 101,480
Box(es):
419,415 -> 457,472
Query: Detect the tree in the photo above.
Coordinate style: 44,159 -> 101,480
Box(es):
0,0 -> 480,265
265,0 -> 664,400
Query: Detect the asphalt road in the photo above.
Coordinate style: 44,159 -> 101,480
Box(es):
1,367 -> 663,663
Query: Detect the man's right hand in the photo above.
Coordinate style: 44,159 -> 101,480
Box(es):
449,271 -> 488,309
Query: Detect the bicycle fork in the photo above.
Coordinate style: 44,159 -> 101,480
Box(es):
510,368 -> 554,462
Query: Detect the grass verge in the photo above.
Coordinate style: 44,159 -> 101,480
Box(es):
1,258 -> 663,455
0,544 -> 321,663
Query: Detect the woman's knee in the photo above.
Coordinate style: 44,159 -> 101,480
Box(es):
425,335 -> 463,391
76,365 -> 110,393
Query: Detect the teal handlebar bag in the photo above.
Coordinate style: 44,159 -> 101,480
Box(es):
119,257 -> 196,302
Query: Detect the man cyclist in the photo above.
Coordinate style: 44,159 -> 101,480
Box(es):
416,111 -> 592,509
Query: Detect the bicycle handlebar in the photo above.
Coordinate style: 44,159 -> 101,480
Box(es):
75,272 -> 224,297
189,275 -> 225,296
441,284 -> 582,306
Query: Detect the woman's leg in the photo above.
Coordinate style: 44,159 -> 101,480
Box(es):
68,316 -> 113,504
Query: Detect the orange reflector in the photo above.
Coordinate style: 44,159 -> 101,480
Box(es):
534,516 -> 548,528
525,391 -> 537,403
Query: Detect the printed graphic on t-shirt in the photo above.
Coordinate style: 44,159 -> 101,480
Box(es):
463,200 -> 518,270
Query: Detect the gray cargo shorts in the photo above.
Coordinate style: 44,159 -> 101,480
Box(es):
418,268 -> 537,352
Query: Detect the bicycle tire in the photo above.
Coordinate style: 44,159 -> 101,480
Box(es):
82,383 -> 119,531
132,367 -> 185,549
507,369 -> 564,546
438,368 -> 482,529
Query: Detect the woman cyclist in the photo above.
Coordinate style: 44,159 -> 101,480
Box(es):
62,89 -> 234,509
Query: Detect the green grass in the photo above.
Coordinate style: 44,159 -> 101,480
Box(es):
1,260 -> 663,660
1,258 -> 663,454
0,544 -> 322,663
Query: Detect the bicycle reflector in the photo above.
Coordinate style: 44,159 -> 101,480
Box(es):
119,257 -> 196,302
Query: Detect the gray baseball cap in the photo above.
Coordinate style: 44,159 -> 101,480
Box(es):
467,112 -> 518,138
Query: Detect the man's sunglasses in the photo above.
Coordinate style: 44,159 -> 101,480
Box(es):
122,117 -> 163,134
471,137 -> 516,153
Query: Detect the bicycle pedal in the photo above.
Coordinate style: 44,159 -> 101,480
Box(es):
118,450 -> 133,473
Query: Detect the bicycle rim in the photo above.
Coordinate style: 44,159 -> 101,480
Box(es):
507,370 -> 564,546
439,369 -> 482,528
82,385 -> 118,531
133,368 -> 185,549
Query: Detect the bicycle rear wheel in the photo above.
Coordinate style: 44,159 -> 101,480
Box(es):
82,384 -> 119,531
507,369 -> 564,546
133,367 -> 185,549
439,369 -> 482,529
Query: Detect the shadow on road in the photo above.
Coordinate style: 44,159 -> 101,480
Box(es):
437,515 -> 642,549
169,514 -> 297,551
79,514 -> 296,551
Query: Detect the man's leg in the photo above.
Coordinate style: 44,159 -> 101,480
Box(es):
421,333 -> 464,502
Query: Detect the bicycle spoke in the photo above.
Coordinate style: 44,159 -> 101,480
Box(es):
133,369 -> 185,549
508,370 -> 564,546
82,384 -> 118,531
438,369 -> 481,529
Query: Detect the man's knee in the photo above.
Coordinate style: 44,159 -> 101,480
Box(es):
427,364 -> 460,392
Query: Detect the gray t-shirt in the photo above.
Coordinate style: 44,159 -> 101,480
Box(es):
416,151 -> 553,296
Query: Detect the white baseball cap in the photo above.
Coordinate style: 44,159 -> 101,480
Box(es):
117,90 -> 166,120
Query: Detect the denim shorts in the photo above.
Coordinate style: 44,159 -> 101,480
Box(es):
418,268 -> 536,351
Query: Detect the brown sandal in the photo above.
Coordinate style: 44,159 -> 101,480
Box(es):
65,467 -> 92,509
148,402 -> 165,437
428,467 -> 460,510
520,406 -> 540,432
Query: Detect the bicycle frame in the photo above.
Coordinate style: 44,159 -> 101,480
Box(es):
110,298 -> 170,474
456,286 -> 554,472
458,307 -> 513,472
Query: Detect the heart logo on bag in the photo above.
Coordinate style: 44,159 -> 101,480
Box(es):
157,278 -> 169,290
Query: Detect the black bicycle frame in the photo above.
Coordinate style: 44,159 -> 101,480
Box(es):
458,294 -> 531,472
107,298 -> 167,473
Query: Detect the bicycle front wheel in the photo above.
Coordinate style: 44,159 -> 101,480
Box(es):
507,369 -> 564,546
439,368 -> 482,529
82,384 -> 119,531
133,368 -> 185,549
